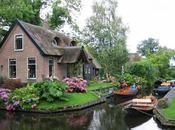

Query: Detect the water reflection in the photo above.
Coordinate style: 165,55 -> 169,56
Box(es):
88,105 -> 128,130
0,97 -> 174,130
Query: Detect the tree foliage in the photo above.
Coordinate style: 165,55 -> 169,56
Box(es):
0,0 -> 43,40
137,38 -> 160,56
126,59 -> 158,94
83,0 -> 127,48
0,0 -> 81,40
147,47 -> 175,79
83,0 -> 128,77
126,47 -> 175,92
48,0 -> 71,29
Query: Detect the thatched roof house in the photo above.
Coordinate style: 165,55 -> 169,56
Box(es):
0,19 -> 100,82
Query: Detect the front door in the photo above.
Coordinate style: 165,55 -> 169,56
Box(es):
83,64 -> 93,80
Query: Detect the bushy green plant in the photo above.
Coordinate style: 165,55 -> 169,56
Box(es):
116,73 -> 147,86
9,84 -> 39,110
34,80 -> 68,102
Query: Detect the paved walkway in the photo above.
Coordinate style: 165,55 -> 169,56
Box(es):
163,87 -> 175,103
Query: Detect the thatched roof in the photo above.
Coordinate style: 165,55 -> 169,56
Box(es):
58,47 -> 89,63
19,20 -> 73,56
0,19 -> 101,67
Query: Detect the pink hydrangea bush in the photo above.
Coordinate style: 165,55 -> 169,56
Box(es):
64,77 -> 87,93
0,90 -> 20,111
0,88 -> 14,110
0,88 -> 11,104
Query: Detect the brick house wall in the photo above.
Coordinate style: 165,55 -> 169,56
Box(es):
0,24 -> 45,82
43,57 -> 67,80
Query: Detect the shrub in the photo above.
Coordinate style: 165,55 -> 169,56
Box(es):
116,73 -> 147,86
64,77 -> 87,93
0,88 -> 11,109
2,79 -> 23,90
8,84 -> 39,110
34,80 -> 68,102
158,98 -> 169,109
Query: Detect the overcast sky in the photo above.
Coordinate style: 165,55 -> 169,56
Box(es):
78,0 -> 175,53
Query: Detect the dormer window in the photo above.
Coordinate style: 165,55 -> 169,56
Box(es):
14,34 -> 23,51
70,41 -> 77,46
52,37 -> 61,47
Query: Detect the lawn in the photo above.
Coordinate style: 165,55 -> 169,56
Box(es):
38,81 -> 115,110
87,80 -> 115,91
161,98 -> 175,120
38,92 -> 99,110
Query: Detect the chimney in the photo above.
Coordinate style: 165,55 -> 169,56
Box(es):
43,20 -> 49,30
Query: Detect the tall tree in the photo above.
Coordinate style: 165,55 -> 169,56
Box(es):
0,0 -> 81,41
83,0 -> 128,77
137,38 -> 160,56
148,47 -> 175,78
83,0 -> 127,49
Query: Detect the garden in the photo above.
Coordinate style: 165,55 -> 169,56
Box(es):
0,77 -> 114,111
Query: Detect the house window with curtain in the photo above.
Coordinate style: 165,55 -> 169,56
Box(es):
28,58 -> 36,79
15,34 -> 23,51
49,59 -> 54,77
9,59 -> 16,78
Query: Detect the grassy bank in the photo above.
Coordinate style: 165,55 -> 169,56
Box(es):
87,81 -> 115,91
38,81 -> 115,110
38,92 -> 99,110
0,79 -> 114,111
161,98 -> 175,120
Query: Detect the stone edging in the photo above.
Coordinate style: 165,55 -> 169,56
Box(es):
153,108 -> 175,127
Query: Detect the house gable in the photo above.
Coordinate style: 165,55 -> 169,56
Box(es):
0,19 -> 45,55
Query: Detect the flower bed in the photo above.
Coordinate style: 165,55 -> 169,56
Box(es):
0,78 -> 114,113
64,77 -> 87,93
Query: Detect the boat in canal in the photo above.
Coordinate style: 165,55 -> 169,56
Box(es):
124,96 -> 157,113
113,85 -> 140,98
153,86 -> 171,96
153,81 -> 172,97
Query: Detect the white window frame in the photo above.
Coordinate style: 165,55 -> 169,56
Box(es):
8,58 -> 17,79
14,34 -> 24,51
27,57 -> 37,79
48,58 -> 55,78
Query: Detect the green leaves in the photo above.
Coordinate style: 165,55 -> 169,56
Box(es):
9,84 -> 39,109
34,80 -> 68,102
137,38 -> 160,56
83,0 -> 128,77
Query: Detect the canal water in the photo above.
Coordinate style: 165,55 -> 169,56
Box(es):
0,97 -> 174,130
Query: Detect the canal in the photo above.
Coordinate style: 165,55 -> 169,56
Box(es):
0,97 -> 173,130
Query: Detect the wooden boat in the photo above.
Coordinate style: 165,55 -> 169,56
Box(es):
125,96 -> 157,112
153,81 -> 172,97
113,86 -> 140,97
153,86 -> 171,95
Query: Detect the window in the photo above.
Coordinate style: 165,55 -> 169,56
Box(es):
49,59 -> 54,77
70,41 -> 77,46
52,39 -> 58,47
9,59 -> 16,78
28,58 -> 36,79
52,37 -> 60,47
15,34 -> 23,51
